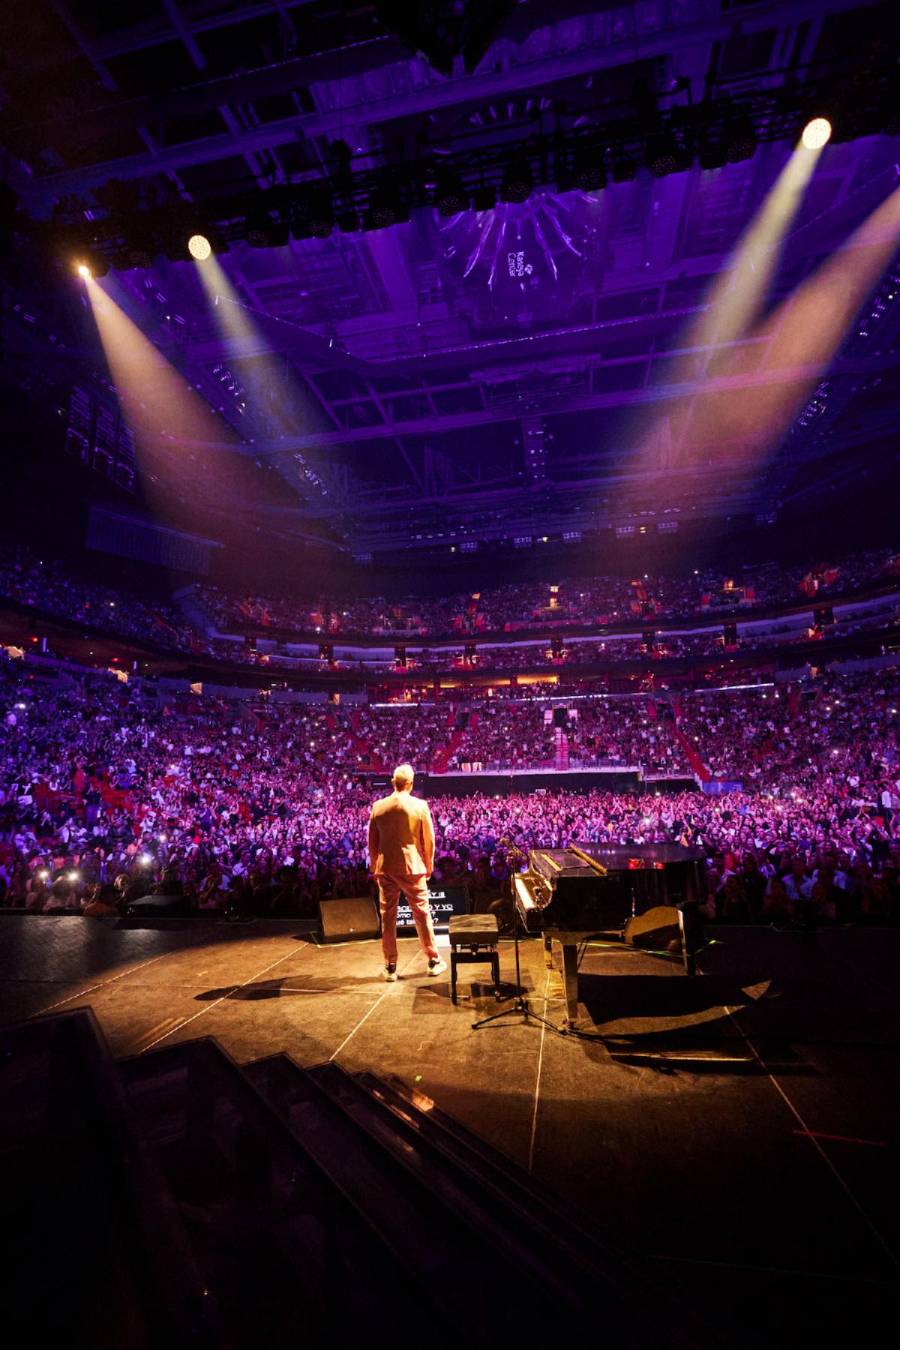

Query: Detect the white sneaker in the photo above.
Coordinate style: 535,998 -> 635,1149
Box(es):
427,957 -> 447,977
384,963 -> 397,982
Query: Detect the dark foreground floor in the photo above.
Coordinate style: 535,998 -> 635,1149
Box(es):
1,915 -> 897,1347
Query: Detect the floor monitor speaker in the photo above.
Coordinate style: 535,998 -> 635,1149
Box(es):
623,904 -> 681,951
319,895 -> 381,943
124,893 -> 192,918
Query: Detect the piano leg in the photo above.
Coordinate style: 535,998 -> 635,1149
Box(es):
543,933 -> 553,970
560,942 -> 579,1027
677,903 -> 700,976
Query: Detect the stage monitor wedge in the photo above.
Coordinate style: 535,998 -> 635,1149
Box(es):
319,895 -> 381,943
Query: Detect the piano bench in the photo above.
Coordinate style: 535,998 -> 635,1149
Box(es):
448,914 -> 501,1005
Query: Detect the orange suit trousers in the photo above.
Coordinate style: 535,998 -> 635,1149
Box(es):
376,871 -> 439,963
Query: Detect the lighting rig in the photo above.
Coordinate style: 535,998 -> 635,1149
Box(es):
30,37 -> 898,275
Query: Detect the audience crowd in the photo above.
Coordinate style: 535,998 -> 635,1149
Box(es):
0,543 -> 204,654
376,606 -> 900,672
2,656 -> 898,927
4,544 -> 897,683
444,700 -> 689,774
197,547 -> 897,639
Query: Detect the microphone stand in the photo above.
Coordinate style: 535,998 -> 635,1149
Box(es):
471,869 -> 560,1034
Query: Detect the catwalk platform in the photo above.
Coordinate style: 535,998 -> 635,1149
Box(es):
1,915 -> 898,1346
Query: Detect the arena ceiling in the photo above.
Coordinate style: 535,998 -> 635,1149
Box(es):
2,0 -> 900,558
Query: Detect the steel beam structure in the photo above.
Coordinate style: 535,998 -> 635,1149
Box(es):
171,350 -> 900,455
31,0 -> 860,201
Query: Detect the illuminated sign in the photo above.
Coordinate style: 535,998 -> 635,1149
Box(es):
507,250 -> 533,278
397,885 -> 468,931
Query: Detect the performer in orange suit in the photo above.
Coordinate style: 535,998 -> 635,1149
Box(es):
367,764 -> 446,981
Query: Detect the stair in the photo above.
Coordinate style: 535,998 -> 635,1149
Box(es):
1,1010 -> 735,1348
354,1070 -> 613,1254
173,583 -> 217,638
117,1036 -> 413,1341
245,1055 -> 514,1321
554,725 -> 570,770
431,709 -> 471,773
671,708 -> 712,783
242,1056 -> 722,1344
348,708 -> 385,770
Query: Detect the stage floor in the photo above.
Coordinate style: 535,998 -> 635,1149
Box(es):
2,916 -> 898,1346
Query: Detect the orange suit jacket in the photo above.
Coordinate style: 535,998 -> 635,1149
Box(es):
367,790 -> 435,878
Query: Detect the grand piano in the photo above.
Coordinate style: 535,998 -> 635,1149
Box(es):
513,843 -> 707,1025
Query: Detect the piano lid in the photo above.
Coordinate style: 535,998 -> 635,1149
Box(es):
572,842 -> 707,869
566,845 -> 608,877
529,848 -> 602,881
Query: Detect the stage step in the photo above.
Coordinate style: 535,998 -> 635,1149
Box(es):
311,1061 -> 611,1294
319,1062 -> 732,1346
246,1051 -> 508,1308
117,1035 -> 423,1340
0,1010 -> 218,1350
246,1053 -> 543,1332
254,1055 -> 724,1345
354,1069 -> 609,1250
4,1011 -> 739,1346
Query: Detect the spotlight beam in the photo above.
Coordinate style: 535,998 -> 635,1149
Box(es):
688,141 -> 826,357
193,257 -> 370,371
192,249 -> 333,497
79,272 -> 247,528
675,184 -> 900,463
621,135 -> 828,497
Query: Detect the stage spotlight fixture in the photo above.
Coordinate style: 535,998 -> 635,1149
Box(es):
368,181 -> 410,229
119,219 -> 159,270
369,199 -> 403,229
73,248 -> 110,277
471,183 -> 496,212
802,117 -> 832,149
500,161 -> 533,203
335,207 -> 361,234
188,233 -> 212,260
724,115 -> 757,163
611,156 -> 637,183
309,213 -> 334,239
160,227 -> 191,261
435,175 -> 468,216
647,132 -> 683,177
245,208 -> 276,247
126,247 -> 154,270
291,192 -> 334,240
572,154 -> 607,191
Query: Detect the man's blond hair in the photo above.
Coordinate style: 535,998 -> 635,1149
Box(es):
392,763 -> 415,790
